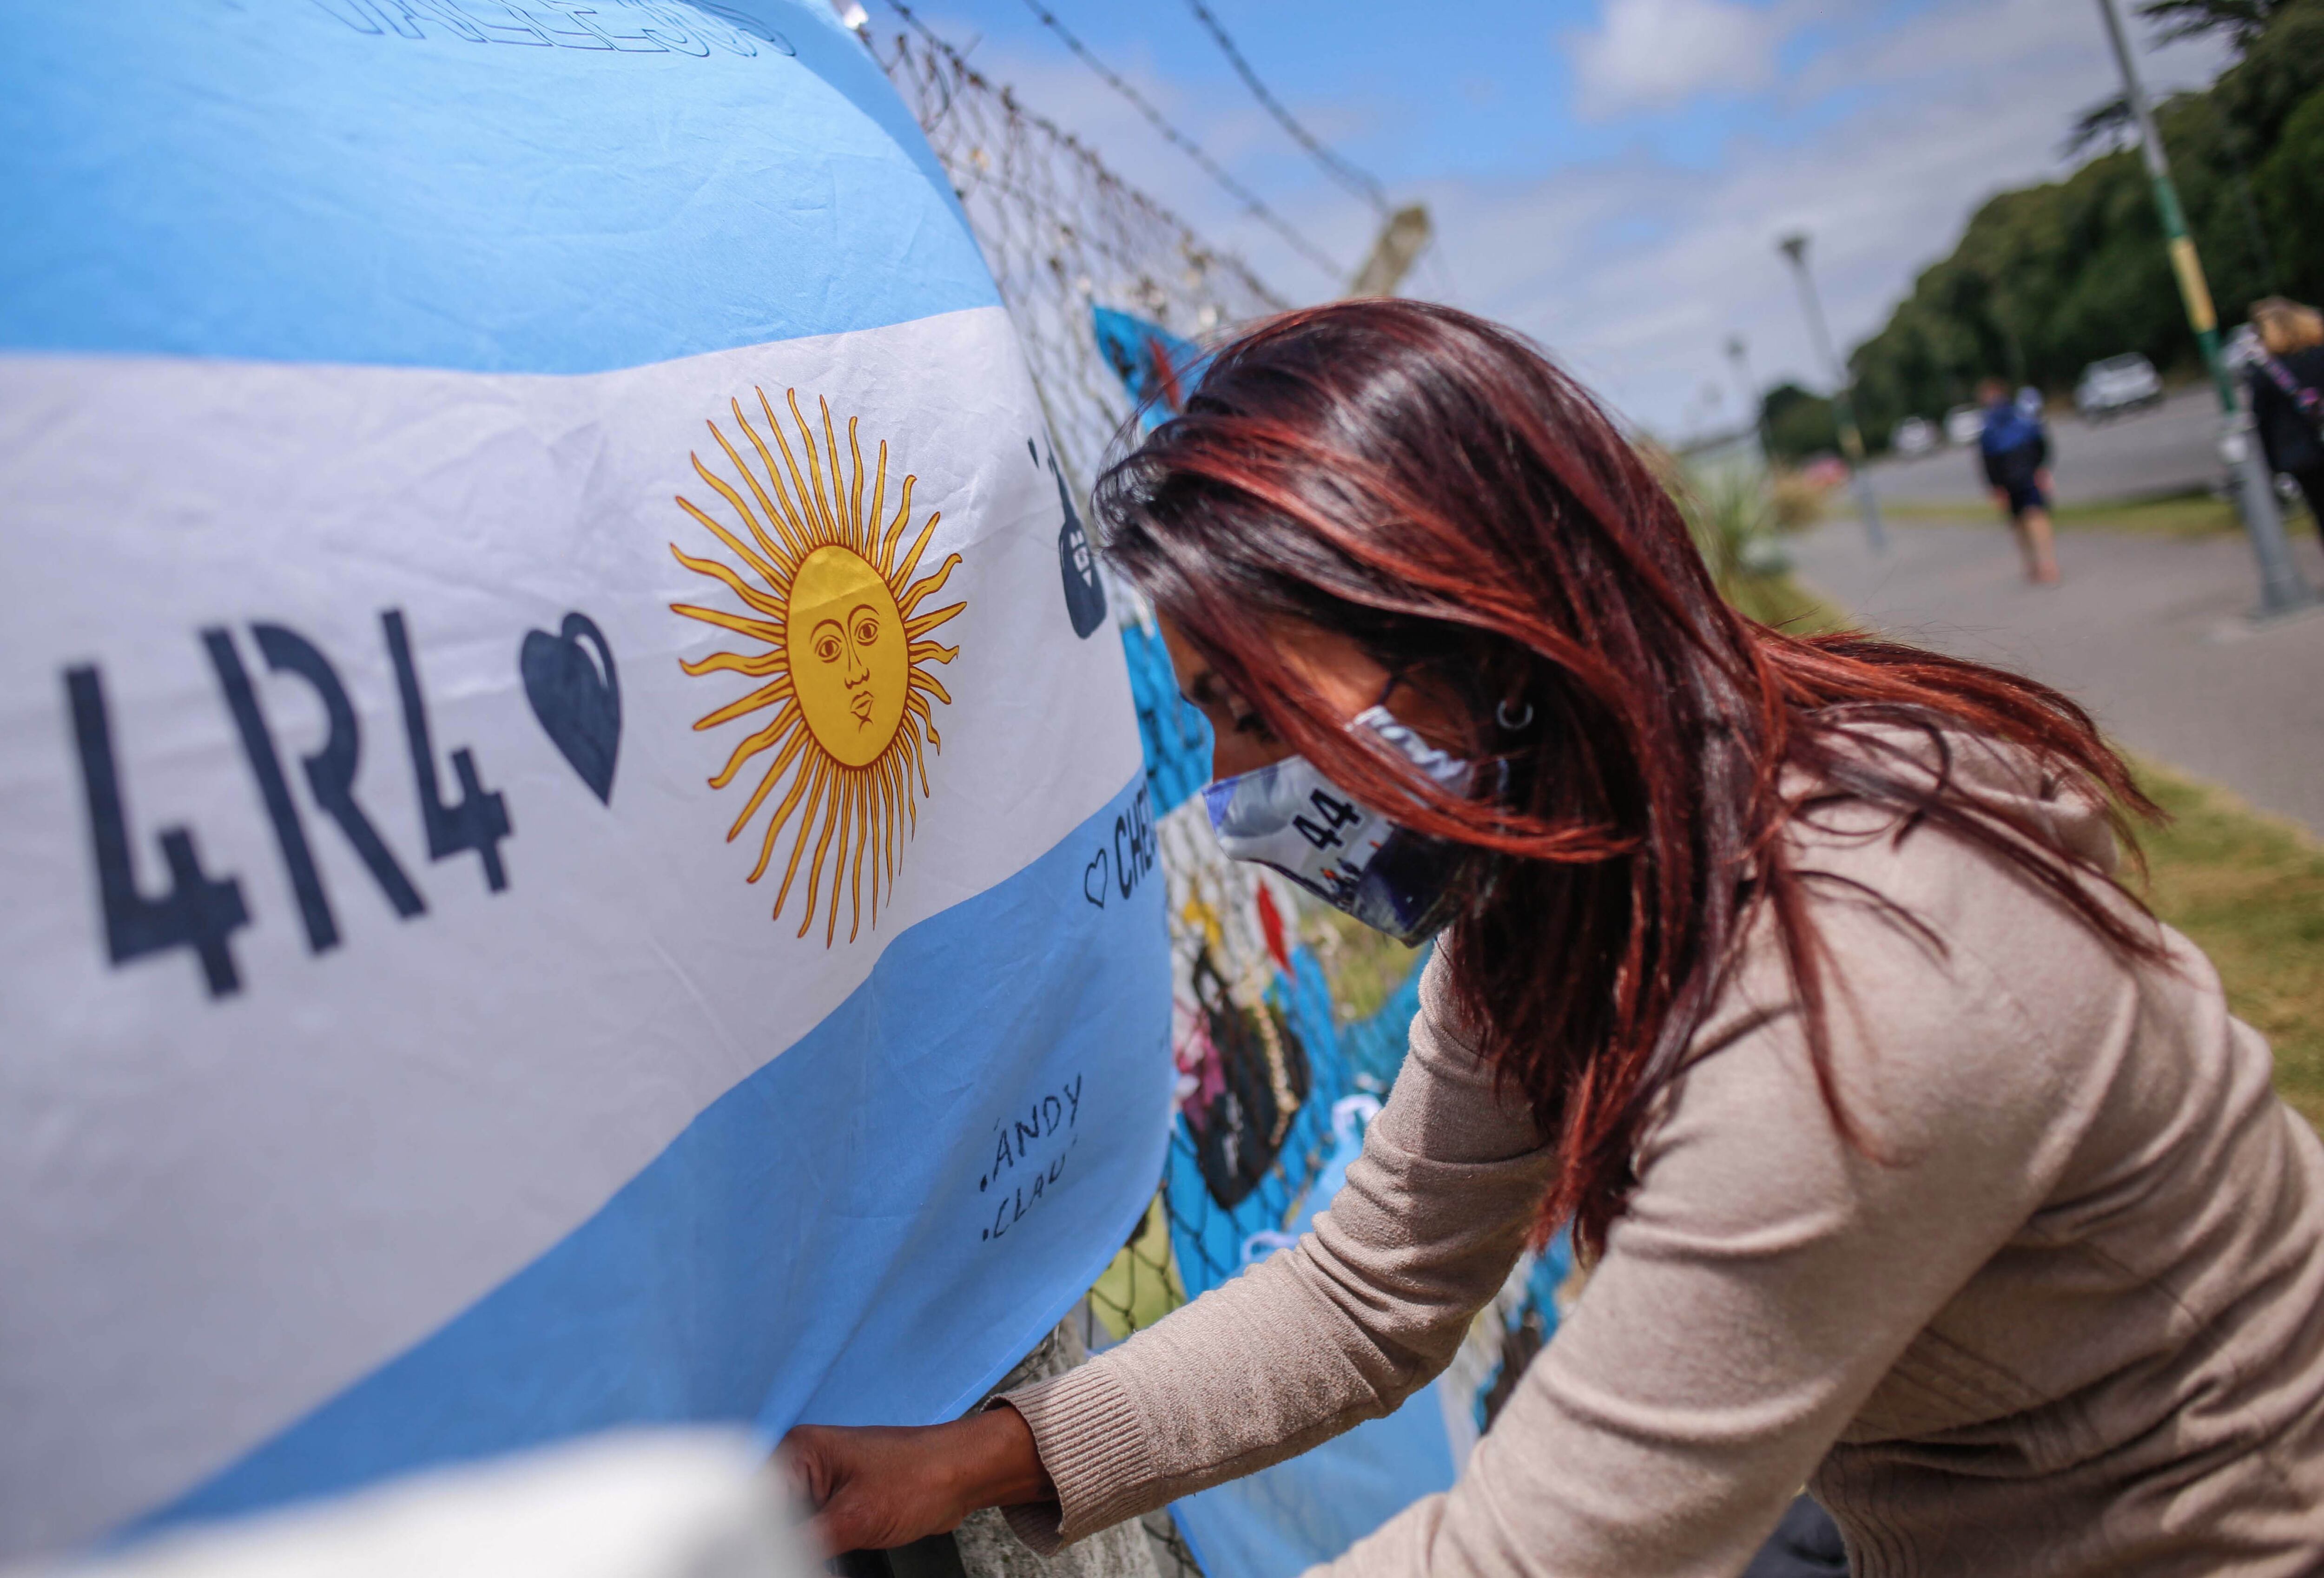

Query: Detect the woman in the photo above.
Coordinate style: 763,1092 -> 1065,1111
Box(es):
786,302 -> 2324,1575
2249,297 -> 2324,533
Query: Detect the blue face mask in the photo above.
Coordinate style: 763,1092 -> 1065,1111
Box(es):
1202,705 -> 1480,945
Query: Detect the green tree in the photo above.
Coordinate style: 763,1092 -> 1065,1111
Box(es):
1760,383 -> 1839,464
2209,0 -> 2324,139
1846,0 -> 2324,422
2255,86 -> 2324,302
2138,0 -> 2289,48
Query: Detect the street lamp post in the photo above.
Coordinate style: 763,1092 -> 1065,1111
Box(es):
2094,0 -> 2314,619
1776,233 -> 1887,553
1725,335 -> 1767,464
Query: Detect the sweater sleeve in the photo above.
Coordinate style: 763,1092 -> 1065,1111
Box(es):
1312,815 -> 2138,1578
998,948 -> 1552,1552
1011,737 -> 2136,1578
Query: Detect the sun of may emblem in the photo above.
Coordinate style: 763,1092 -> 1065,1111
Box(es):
671,388 -> 964,945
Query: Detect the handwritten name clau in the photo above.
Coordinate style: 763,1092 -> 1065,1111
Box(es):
979,1073 -> 1084,1242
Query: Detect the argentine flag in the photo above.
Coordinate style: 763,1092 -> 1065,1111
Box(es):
0,0 -> 1170,1558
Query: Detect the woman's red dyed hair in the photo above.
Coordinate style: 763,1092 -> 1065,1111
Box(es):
1097,299 -> 2164,1256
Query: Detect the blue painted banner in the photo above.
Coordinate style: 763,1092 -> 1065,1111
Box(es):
1159,967 -> 1459,1578
0,0 -> 1169,1558
1089,308 -> 1211,436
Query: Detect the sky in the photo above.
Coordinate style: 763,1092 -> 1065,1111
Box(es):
880,0 -> 2232,440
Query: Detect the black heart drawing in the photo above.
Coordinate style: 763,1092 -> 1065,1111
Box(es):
521,612 -> 621,805
1082,847 -> 1109,908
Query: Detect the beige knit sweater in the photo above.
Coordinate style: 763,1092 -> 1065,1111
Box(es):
1004,729 -> 2324,1577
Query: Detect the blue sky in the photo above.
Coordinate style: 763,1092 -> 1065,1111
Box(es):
884,0 -> 2229,436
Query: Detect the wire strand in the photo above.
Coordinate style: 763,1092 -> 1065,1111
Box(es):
1009,0 -> 1348,283
881,0 -> 1287,308
874,0 -> 1286,490
1181,0 -> 1388,216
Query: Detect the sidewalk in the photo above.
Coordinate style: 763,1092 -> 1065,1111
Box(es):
1789,516 -> 2324,836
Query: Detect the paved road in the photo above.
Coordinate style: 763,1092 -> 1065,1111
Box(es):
1790,516 -> 2324,834
1865,387 -> 2222,506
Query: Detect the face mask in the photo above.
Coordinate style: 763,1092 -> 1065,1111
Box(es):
1202,705 -> 1480,945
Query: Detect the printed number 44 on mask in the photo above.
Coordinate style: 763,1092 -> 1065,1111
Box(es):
63,609 -> 513,1001
1203,705 -> 1479,946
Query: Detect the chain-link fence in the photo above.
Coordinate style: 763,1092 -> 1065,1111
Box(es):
865,23 -> 1446,1577
872,6 -> 1286,499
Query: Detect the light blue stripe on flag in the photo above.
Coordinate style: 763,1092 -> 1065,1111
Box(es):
139,771 -> 1172,1534
0,0 -> 996,373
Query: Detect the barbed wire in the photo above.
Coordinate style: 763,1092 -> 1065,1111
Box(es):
1009,0 -> 1350,285
1181,0 -> 1388,217
875,1 -> 1291,498
865,25 -> 1321,1576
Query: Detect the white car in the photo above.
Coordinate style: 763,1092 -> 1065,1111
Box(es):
1944,404 -> 1985,447
1891,416 -> 1938,456
2075,353 -> 2165,421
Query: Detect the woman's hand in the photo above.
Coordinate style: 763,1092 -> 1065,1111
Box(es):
780,1404 -> 1056,1555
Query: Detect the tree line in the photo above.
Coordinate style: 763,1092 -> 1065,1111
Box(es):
1761,0 -> 2324,462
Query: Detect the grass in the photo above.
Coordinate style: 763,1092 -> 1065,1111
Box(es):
1872,489 -> 2279,540
2133,762 -> 2324,1130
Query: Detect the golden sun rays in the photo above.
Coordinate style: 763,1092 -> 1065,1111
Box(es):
670,387 -> 965,945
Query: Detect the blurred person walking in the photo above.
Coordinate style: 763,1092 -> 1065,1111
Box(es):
2248,297 -> 2324,534
786,302 -> 2324,1578
1977,375 -> 2059,584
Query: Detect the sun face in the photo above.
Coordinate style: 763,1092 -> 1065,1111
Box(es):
670,387 -> 964,945
788,544 -> 907,767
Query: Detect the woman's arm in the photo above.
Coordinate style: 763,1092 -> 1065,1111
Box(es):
781,950 -> 1550,1554
997,950 -> 1554,1548
784,1404 -> 1051,1553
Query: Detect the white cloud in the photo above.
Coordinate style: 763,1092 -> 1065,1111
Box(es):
1422,0 -> 2235,436
1566,0 -> 1780,117
894,0 -> 2232,435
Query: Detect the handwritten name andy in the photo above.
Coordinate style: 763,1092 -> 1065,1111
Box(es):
979,1074 -> 1084,1243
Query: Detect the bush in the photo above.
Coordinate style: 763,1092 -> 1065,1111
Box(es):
1767,468 -> 1831,532
1676,466 -> 1789,593
1760,382 -> 1839,464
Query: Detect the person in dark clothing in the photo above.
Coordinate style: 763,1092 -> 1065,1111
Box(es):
1976,375 -> 2058,583
2249,297 -> 2324,535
